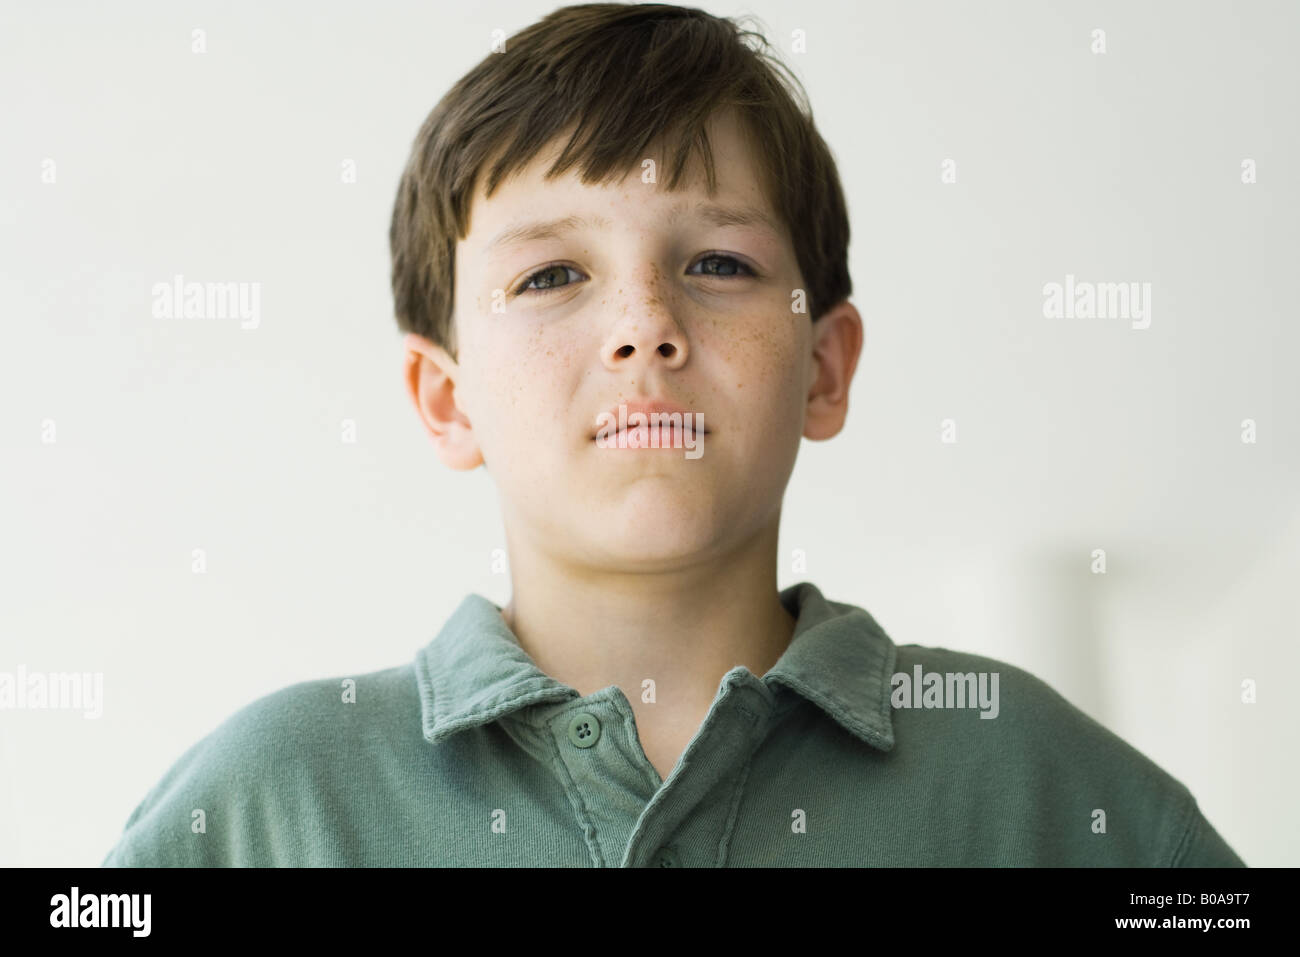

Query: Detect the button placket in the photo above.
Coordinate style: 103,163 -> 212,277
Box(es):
555,700 -> 661,868
621,674 -> 772,867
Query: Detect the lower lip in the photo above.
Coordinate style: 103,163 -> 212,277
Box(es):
594,423 -> 705,448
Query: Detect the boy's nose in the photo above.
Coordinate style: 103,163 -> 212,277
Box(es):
603,321 -> 688,371
601,269 -> 689,371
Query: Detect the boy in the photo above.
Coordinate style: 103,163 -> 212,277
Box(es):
102,3 -> 1244,867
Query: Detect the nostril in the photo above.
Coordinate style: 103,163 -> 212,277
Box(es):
616,344 -> 634,358
658,343 -> 675,357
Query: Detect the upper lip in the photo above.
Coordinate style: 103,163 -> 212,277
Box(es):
591,399 -> 709,439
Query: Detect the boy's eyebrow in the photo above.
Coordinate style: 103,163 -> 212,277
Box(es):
483,203 -> 782,258
485,214 -> 611,257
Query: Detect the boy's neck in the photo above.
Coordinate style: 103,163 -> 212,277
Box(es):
499,525 -> 797,708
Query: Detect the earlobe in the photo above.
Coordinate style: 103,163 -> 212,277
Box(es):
802,301 -> 864,441
402,333 -> 484,470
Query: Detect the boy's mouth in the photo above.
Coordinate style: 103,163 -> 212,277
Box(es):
590,399 -> 709,441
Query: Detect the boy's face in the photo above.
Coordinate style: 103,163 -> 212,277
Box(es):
406,108 -> 859,570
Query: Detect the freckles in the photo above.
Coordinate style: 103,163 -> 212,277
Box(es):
727,320 -> 796,387
524,323 -> 546,359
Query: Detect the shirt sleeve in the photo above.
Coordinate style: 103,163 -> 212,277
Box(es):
97,684 -> 318,867
99,786 -> 213,868
101,837 -> 137,867
101,786 -> 160,867
1172,799 -> 1246,867
98,726 -> 243,867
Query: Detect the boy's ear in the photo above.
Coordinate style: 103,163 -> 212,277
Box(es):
402,333 -> 483,470
803,300 -> 864,441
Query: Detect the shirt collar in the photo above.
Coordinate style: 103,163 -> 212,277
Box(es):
415,581 -> 897,752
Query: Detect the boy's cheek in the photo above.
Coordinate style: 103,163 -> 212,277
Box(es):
730,344 -> 802,396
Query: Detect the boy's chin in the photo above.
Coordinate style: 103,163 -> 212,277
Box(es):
585,480 -> 720,522
584,532 -> 724,569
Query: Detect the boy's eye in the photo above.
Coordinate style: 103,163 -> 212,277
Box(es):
515,263 -> 584,296
688,254 -> 756,279
513,254 -> 756,297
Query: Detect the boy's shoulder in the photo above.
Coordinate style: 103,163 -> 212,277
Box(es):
888,640 -> 1160,773
878,641 -> 1241,866
101,663 -> 419,867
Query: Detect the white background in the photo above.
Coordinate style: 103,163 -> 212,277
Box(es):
1,0 -> 1296,866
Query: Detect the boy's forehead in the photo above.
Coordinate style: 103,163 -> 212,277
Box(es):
462,110 -> 781,254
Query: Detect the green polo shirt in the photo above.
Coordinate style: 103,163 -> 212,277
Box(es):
101,581 -> 1244,867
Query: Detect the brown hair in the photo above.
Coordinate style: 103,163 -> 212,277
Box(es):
389,2 -> 851,359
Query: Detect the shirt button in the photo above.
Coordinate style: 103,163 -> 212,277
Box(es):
566,712 -> 601,749
651,847 -> 681,868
